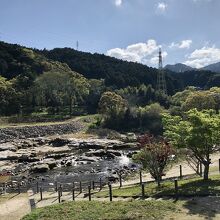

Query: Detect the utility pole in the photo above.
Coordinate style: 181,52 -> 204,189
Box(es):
156,48 -> 167,95
76,40 -> 79,51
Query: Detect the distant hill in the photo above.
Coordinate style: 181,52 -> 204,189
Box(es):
0,41 -> 219,94
165,63 -> 194,73
202,62 -> 220,73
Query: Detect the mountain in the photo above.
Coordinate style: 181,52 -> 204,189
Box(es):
202,62 -> 220,73
164,63 -> 194,73
0,41 -> 218,94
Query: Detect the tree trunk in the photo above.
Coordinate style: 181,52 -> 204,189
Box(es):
203,163 -> 209,180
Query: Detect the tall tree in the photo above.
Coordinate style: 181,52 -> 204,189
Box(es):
163,109 -> 220,180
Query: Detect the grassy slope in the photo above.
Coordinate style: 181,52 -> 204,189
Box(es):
95,175 -> 220,198
22,200 -> 177,220
0,115 -> 96,128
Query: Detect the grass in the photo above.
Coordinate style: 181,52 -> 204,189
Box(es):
95,175 -> 220,198
0,114 -> 95,128
22,200 -> 178,220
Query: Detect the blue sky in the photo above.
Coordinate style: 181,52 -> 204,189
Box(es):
0,0 -> 220,68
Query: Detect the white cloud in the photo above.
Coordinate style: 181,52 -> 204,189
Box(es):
184,46 -> 220,68
115,0 -> 123,7
157,2 -> 168,12
169,40 -> 192,49
106,39 -> 167,67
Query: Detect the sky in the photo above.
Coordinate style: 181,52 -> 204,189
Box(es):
0,0 -> 220,68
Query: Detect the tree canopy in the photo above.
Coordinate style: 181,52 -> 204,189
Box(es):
162,109 -> 220,180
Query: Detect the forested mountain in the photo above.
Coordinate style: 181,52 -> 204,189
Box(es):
0,41 -> 219,93
202,62 -> 220,73
41,47 -> 219,90
0,40 -> 219,117
164,63 -> 194,73
40,47 -> 183,94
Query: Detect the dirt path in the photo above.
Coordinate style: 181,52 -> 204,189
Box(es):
0,193 -> 31,220
116,153 -> 220,187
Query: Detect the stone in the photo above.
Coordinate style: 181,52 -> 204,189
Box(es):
0,143 -> 17,152
31,164 -> 49,173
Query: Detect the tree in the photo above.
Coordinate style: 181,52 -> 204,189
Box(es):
182,91 -> 216,111
32,71 -> 89,114
98,91 -> 127,128
86,79 -> 105,113
0,76 -> 20,115
163,109 -> 220,180
133,134 -> 174,186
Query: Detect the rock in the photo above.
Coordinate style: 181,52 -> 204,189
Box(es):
31,164 -> 49,173
43,159 -> 57,170
108,175 -> 119,182
0,121 -> 84,142
0,151 -> 19,161
18,155 -> 40,163
65,160 -> 72,166
75,156 -> 98,163
85,149 -> 121,158
127,151 -> 138,158
112,143 -> 138,150
49,137 -> 71,147
108,150 -> 122,157
46,153 -> 69,159
0,143 -> 17,152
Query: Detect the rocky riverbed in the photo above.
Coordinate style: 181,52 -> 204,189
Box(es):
0,133 -> 140,187
0,121 -> 85,142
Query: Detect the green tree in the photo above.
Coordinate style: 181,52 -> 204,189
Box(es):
98,91 -> 127,128
182,91 -> 216,111
163,109 -> 220,180
0,76 -> 20,115
33,71 -> 89,114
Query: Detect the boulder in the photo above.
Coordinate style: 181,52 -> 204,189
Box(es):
0,143 -> 17,152
108,175 -> 119,182
43,159 -> 57,170
75,156 -> 98,162
49,137 -> 71,147
31,164 -> 49,173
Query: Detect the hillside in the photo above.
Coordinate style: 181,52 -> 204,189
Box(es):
202,61 -> 220,73
0,41 -> 219,94
165,63 -> 194,73
40,47 -> 182,93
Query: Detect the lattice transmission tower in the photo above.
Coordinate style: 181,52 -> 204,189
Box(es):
156,48 -> 167,95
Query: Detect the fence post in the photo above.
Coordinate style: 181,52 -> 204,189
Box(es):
55,181 -> 58,192
109,184 -> 112,202
92,181 -> 95,190
18,183 -> 21,194
79,181 -> 82,193
36,182 -> 39,193
139,170 -> 142,185
174,180 -> 178,200
72,184 -> 75,201
179,165 -> 183,179
40,187 -> 43,200
58,187 -> 61,203
88,185 -> 91,201
119,174 -> 122,188
219,159 -> 220,173
60,184 -> 62,197
141,183 -> 145,199
99,178 -> 102,191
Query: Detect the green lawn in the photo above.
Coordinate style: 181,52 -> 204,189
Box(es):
22,200 -> 177,220
95,175 -> 220,198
